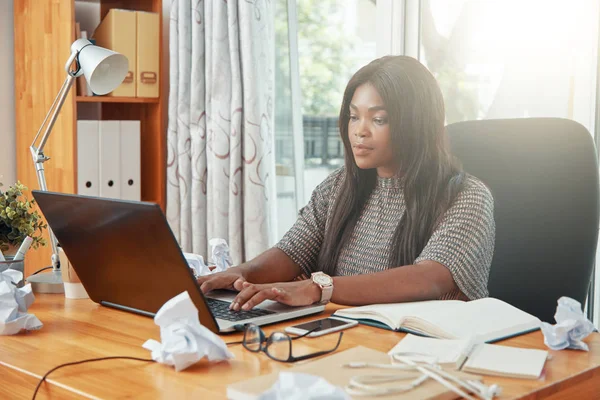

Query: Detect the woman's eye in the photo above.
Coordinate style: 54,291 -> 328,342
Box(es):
349,115 -> 359,122
374,117 -> 388,125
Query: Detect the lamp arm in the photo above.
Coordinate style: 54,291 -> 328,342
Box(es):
28,56 -> 79,271
30,75 -> 77,162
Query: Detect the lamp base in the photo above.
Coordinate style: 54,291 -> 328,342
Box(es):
27,269 -> 64,294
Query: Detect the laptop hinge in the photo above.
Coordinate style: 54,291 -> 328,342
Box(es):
101,301 -> 156,318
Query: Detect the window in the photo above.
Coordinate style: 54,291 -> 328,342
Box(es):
274,0 -> 379,239
419,0 -> 599,132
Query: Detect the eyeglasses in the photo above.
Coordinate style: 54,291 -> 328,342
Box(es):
234,323 -> 343,363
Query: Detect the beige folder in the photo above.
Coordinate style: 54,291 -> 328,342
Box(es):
135,11 -> 159,98
227,346 -> 483,400
92,9 -> 136,97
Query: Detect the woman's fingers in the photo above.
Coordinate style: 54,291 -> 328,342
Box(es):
230,281 -> 310,310
240,288 -> 281,311
199,277 -> 219,293
272,288 -> 291,304
230,283 -> 268,310
199,273 -> 245,293
232,277 -> 247,291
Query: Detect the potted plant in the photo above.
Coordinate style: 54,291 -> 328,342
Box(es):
0,181 -> 47,256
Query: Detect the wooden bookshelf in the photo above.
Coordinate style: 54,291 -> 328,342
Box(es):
14,0 -> 166,276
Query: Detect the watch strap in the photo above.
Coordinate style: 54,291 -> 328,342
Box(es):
320,283 -> 333,304
312,272 -> 333,305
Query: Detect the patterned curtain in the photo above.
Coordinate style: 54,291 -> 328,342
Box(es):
167,0 -> 275,264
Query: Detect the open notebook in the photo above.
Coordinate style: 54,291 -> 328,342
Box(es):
333,297 -> 541,343
389,334 -> 549,379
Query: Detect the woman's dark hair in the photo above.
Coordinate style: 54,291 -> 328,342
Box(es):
317,55 -> 465,274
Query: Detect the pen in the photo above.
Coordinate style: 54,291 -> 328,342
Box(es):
13,236 -> 33,261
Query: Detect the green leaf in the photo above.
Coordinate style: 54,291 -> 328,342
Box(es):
0,181 -> 47,248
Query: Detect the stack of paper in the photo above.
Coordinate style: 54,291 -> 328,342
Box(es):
462,343 -> 548,379
389,334 -> 548,379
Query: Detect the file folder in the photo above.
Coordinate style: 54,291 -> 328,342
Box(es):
119,121 -> 141,201
92,9 -> 136,97
135,11 -> 159,98
98,121 -> 121,199
77,120 -> 99,197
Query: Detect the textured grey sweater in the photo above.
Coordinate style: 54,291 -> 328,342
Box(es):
275,168 -> 495,300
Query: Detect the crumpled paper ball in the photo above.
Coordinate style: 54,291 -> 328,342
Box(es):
142,291 -> 234,371
209,238 -> 233,273
540,296 -> 596,351
0,269 -> 42,335
258,372 -> 350,400
183,252 -> 211,278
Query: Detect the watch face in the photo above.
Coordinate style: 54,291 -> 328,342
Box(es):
314,273 -> 332,286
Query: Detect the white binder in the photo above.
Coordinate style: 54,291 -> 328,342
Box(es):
98,120 -> 121,199
76,120 -> 99,197
119,120 -> 141,201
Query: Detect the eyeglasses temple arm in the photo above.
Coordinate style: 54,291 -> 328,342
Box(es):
289,326 -> 320,340
289,332 -> 344,362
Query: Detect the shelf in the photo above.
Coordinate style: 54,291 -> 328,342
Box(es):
76,96 -> 159,104
16,0 -> 166,278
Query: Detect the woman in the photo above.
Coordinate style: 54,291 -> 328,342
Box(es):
198,55 -> 495,311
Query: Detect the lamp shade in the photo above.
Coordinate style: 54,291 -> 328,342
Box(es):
70,39 -> 128,95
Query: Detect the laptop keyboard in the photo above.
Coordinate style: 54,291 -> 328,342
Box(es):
206,298 -> 275,322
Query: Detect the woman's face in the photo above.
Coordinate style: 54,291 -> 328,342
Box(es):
348,83 -> 398,177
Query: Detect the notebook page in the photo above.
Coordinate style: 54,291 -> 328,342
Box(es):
462,344 -> 548,379
407,298 -> 541,342
334,300 -> 465,331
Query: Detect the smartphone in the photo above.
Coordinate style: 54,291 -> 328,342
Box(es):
284,317 -> 358,337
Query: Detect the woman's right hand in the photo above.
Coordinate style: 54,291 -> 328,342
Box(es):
197,267 -> 247,294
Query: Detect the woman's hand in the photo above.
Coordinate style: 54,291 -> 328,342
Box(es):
229,279 -> 321,311
197,268 -> 247,293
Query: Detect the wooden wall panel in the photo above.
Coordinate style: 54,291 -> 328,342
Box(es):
14,0 -> 76,276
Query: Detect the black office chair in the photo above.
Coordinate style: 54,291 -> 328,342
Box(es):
447,118 -> 599,323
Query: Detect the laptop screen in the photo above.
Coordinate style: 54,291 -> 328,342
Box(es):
32,191 -> 219,332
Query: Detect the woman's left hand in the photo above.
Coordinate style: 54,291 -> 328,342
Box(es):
229,279 -> 321,311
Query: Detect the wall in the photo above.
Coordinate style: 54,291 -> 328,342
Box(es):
0,0 -> 15,186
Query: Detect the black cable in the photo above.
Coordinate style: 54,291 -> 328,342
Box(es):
32,356 -> 153,400
29,266 -> 53,276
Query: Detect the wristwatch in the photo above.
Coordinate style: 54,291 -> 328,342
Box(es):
311,272 -> 333,304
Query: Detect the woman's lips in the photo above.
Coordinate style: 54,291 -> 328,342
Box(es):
353,143 -> 374,156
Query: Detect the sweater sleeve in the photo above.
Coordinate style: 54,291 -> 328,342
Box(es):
274,168 -> 344,277
414,176 -> 495,300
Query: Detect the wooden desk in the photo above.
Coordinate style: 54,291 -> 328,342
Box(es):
1,294 -> 599,399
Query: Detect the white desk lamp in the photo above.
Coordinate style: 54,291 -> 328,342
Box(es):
27,39 -> 128,293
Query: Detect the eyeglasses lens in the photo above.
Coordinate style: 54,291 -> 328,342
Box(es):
244,325 -> 262,352
266,332 -> 292,361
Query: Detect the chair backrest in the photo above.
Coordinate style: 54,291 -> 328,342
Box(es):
446,118 -> 599,322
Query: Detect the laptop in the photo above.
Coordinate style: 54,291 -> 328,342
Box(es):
32,191 -> 325,333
